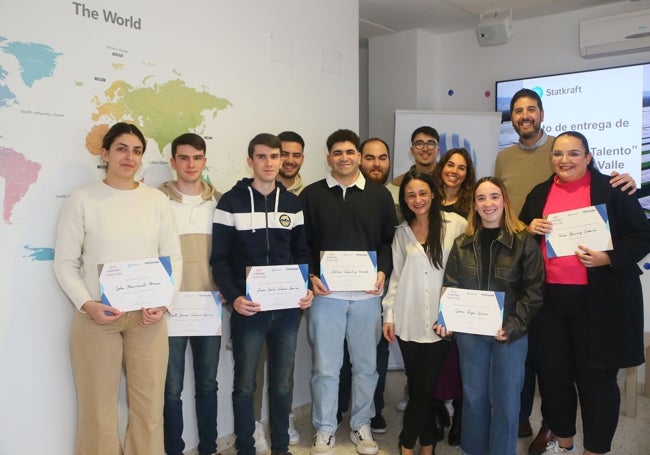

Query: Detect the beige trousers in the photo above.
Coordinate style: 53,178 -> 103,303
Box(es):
70,310 -> 168,455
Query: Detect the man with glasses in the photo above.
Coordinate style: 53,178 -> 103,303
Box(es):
392,126 -> 440,187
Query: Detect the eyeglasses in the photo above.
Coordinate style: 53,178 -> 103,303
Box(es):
552,150 -> 586,160
412,140 -> 438,151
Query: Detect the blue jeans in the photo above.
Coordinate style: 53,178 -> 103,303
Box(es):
231,308 -> 300,455
338,336 -> 389,417
456,333 -> 527,455
164,335 -> 221,455
310,296 -> 381,433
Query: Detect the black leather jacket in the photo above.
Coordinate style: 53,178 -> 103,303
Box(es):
443,227 -> 544,342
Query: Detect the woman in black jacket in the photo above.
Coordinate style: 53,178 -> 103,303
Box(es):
436,176 -> 544,455
520,131 -> 650,455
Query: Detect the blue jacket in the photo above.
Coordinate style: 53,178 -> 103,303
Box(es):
210,178 -> 309,304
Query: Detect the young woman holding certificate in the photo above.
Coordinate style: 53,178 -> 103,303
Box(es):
519,131 -> 650,455
382,170 -> 466,455
436,176 -> 544,455
53,122 -> 182,455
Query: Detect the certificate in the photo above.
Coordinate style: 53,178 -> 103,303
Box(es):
320,251 -> 377,292
98,256 -> 175,311
545,204 -> 613,258
167,291 -> 222,336
438,287 -> 504,336
246,264 -> 309,311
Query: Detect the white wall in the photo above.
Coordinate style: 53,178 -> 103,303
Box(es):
366,1 -> 650,152
364,0 -> 650,376
0,1 -> 358,453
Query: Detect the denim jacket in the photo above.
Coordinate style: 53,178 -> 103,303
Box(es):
443,227 -> 545,342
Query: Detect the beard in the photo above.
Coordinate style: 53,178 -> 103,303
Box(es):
279,167 -> 299,179
365,169 -> 388,185
514,121 -> 541,140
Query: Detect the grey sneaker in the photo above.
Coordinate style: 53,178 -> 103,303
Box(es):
350,425 -> 378,455
310,431 -> 335,455
540,440 -> 577,454
254,421 -> 269,454
288,413 -> 300,445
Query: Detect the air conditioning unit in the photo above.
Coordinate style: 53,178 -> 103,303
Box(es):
580,9 -> 650,58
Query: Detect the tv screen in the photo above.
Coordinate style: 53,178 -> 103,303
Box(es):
495,63 -> 650,213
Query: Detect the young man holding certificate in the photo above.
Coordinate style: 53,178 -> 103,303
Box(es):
210,133 -> 313,455
300,129 -> 397,455
160,133 -> 223,455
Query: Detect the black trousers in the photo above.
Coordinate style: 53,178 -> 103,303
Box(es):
397,337 -> 450,448
536,284 -> 619,453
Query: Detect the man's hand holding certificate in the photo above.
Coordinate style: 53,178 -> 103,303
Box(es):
438,287 -> 504,336
319,251 -> 377,291
545,204 -> 613,258
245,264 -> 309,311
99,256 -> 175,311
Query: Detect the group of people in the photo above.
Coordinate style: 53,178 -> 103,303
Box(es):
53,87 -> 650,455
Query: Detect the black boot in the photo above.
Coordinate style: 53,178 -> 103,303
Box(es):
432,399 -> 448,442
447,399 -> 461,447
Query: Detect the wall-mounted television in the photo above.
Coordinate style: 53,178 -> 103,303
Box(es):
495,63 -> 650,212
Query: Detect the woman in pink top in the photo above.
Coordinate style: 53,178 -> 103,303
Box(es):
520,131 -> 650,455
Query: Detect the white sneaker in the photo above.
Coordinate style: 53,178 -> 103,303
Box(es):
396,384 -> 408,411
253,421 -> 269,454
311,431 -> 335,455
540,440 -> 577,454
350,424 -> 379,455
288,413 -> 300,445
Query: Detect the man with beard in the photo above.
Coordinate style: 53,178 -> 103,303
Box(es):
277,131 -> 306,195
360,138 -> 401,218
392,126 -> 440,187
495,88 -> 636,455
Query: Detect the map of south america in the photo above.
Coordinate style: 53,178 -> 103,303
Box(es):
0,147 -> 41,224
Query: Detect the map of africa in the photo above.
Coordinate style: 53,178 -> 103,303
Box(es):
0,35 -> 232,261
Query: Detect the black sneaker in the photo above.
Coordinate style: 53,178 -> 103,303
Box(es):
370,413 -> 387,434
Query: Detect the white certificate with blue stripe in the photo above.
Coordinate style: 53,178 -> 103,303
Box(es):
545,204 -> 613,258
320,251 -> 377,292
98,256 -> 175,311
246,264 -> 309,310
438,287 -> 504,336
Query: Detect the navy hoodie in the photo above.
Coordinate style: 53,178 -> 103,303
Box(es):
210,178 -> 309,304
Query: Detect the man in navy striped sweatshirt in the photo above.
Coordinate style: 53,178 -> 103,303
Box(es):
211,133 -> 314,455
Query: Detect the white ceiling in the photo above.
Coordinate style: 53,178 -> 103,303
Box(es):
359,0 -> 637,44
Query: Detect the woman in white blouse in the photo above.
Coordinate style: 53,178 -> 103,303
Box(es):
382,170 -> 466,455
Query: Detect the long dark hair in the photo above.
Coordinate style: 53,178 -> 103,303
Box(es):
399,170 -> 444,269
433,147 -> 476,214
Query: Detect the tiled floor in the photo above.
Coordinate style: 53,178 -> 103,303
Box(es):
218,370 -> 650,455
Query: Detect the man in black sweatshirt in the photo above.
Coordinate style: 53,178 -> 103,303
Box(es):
300,129 -> 397,455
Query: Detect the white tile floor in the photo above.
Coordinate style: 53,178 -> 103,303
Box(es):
214,370 -> 650,455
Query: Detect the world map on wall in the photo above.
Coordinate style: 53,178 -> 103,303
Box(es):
0,36 -> 58,225
0,35 -> 232,260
